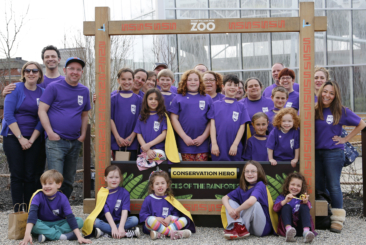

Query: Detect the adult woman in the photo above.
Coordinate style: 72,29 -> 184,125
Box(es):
203,71 -> 224,102
235,80 -> 245,101
143,71 -> 157,92
1,61 -> 44,210
315,81 -> 365,233
278,68 -> 299,111
241,77 -> 274,135
132,68 -> 148,97
314,66 -> 329,102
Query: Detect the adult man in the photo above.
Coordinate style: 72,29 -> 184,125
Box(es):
262,63 -> 299,99
154,62 -> 178,93
194,64 -> 208,73
38,57 -> 90,199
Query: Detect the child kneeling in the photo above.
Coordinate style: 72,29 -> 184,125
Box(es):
20,170 -> 91,244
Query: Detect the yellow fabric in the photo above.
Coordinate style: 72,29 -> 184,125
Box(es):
82,188 -> 109,236
165,196 -> 194,223
246,123 -> 252,139
165,113 -> 180,163
220,187 -> 278,234
28,189 -> 44,212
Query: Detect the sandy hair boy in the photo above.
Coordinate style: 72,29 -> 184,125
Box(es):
20,170 -> 91,244
158,69 -> 176,110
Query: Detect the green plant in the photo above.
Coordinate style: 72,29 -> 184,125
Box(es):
175,195 -> 193,199
215,194 -> 224,199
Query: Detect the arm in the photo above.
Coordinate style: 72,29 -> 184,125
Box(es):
38,102 -> 60,141
236,196 -> 258,212
267,148 -> 277,166
104,212 -> 120,239
28,130 -> 41,145
170,113 -> 194,146
118,210 -> 128,237
126,132 -> 136,146
8,122 -> 31,150
229,124 -> 245,156
222,195 -> 239,220
19,223 -> 34,245
137,134 -> 147,150
111,119 -> 125,147
144,130 -> 167,159
210,119 -> 220,156
73,228 -> 92,244
194,120 -> 211,146
291,148 -> 299,167
334,120 -> 366,144
77,111 -> 89,142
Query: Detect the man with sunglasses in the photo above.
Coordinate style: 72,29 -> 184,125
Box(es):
38,57 -> 91,199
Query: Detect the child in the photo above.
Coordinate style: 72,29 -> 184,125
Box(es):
267,108 -> 300,167
157,69 -> 177,111
273,172 -> 316,243
221,161 -> 278,240
243,113 -> 269,161
169,69 -> 212,161
134,88 -> 168,159
208,74 -> 250,161
266,86 -> 289,131
139,170 -> 195,240
82,165 -> 139,239
111,68 -> 142,161
20,170 -> 91,244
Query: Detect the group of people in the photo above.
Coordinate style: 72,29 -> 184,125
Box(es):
1,44 -> 365,243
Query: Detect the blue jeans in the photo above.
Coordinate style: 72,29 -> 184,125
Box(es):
315,148 -> 344,208
94,216 -> 139,235
281,204 -> 311,236
46,138 -> 82,199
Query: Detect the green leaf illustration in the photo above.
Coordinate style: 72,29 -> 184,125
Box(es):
122,173 -> 134,187
215,194 -> 224,200
267,185 -> 280,201
175,195 -> 193,199
276,174 -> 285,184
122,172 -> 127,180
141,191 -> 148,199
130,180 -> 149,199
282,173 -> 287,180
267,175 -> 283,194
125,174 -> 143,192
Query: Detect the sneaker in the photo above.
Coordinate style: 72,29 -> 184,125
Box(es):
224,223 -> 250,240
38,234 -> 46,243
303,231 -> 315,243
126,227 -> 140,238
170,229 -> 192,240
95,228 -> 104,239
150,230 -> 165,240
285,227 -> 296,242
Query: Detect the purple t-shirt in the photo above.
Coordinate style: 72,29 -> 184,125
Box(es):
207,100 -> 250,161
212,93 -> 225,102
240,97 -> 274,135
315,107 -> 361,150
162,93 -> 176,111
227,182 -> 272,236
267,127 -> 300,161
262,83 -> 300,99
138,90 -> 144,97
111,92 -> 142,151
274,194 -> 309,214
169,93 -> 212,154
40,79 -> 91,140
14,86 -> 43,137
30,191 -> 72,222
314,94 -> 318,103
285,91 -> 299,110
134,114 -> 167,152
265,109 -> 277,133
99,187 -> 131,223
39,75 -> 65,89
243,136 -> 268,161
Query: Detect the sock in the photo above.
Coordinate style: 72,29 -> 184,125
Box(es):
285,225 -> 292,231
303,227 -> 310,233
168,217 -> 188,231
59,234 -> 67,240
146,216 -> 171,236
61,231 -> 77,240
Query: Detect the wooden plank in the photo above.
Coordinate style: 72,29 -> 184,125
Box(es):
314,16 -> 327,32
83,198 -> 96,214
362,129 -> 366,216
94,7 -> 111,193
83,124 -> 91,198
299,2 -> 316,222
315,200 -> 328,217
83,21 -> 95,36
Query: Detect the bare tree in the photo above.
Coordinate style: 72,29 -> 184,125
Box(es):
152,35 -> 178,72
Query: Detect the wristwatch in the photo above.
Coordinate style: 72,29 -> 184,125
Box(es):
16,134 -> 22,139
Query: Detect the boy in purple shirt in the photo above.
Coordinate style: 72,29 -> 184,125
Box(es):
20,170 -> 91,244
157,69 -> 177,111
38,57 -> 90,199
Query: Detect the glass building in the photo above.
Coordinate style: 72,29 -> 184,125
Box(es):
100,0 -> 366,113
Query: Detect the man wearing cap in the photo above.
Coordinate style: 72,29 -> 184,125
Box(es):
38,57 -> 91,199
154,62 -> 178,93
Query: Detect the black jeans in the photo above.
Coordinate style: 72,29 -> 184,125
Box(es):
3,135 -> 42,211
281,204 -> 311,236
35,135 -> 46,190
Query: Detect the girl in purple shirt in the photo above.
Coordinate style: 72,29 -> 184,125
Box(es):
135,89 -> 167,159
203,71 -> 225,102
315,81 -> 365,233
267,108 -> 300,168
314,66 -> 329,103
169,70 -> 212,161
243,113 -> 269,161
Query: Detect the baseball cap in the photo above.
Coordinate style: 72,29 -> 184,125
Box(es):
65,57 -> 85,68
153,62 -> 168,70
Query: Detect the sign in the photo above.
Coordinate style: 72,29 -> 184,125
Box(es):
171,168 -> 237,179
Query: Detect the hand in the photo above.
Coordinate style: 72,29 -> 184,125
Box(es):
301,193 -> 309,204
118,228 -> 126,238
182,135 -> 195,146
19,234 -> 33,245
2,83 -> 16,97
229,144 -> 238,156
141,143 -> 151,152
193,135 -> 205,146
285,193 -> 294,203
156,217 -> 167,226
147,149 -> 156,160
19,137 -> 32,150
77,237 -> 92,244
269,159 -> 277,166
211,143 -> 220,156
333,135 -> 347,145
163,216 -> 172,226
228,208 -> 240,220
126,134 -> 135,146
116,136 -> 126,147
77,135 -> 85,143
48,132 -> 60,141
93,93 -> 96,103
291,158 -> 298,168
111,226 -> 121,239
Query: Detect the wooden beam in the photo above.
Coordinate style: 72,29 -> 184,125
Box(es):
94,7 -> 111,193
299,2 -> 316,221
83,124 -> 91,198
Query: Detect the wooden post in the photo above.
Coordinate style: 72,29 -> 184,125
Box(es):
94,7 -> 111,192
299,2 -> 316,220
362,128 -> 366,216
83,124 -> 91,198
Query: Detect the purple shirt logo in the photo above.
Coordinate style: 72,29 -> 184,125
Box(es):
162,207 -> 169,217
290,139 -> 294,149
52,209 -> 60,216
115,199 -> 121,211
199,100 -> 205,110
286,102 -> 293,108
154,121 -> 160,132
232,111 -> 239,122
262,107 -> 269,113
78,95 -> 83,106
37,98 -> 40,106
326,115 -> 333,124
131,104 -> 136,114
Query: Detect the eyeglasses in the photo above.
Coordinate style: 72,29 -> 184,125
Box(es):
204,79 -> 216,83
280,76 -> 292,81
25,69 -> 39,74
66,67 -> 83,73
244,170 -> 257,174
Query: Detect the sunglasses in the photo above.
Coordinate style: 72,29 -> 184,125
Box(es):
25,69 -> 39,74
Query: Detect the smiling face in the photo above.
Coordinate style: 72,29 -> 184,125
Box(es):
187,73 -> 200,92
271,91 -> 287,109
144,75 -> 156,91
118,71 -> 134,91
314,71 -> 327,92
43,50 -> 60,70
63,62 -> 83,85
153,176 -> 168,196
147,92 -> 159,111
281,113 -> 294,133
244,164 -> 258,185
24,64 -> 40,85
252,117 -> 268,136
321,84 -> 335,108
159,76 -> 173,92
235,82 -> 244,100
42,178 -> 62,197
223,81 -> 239,98
279,75 -> 294,92
272,63 -> 284,85
133,71 -> 147,91
104,170 -> 121,189
245,79 -> 262,100
203,73 -> 217,95
288,177 -> 302,196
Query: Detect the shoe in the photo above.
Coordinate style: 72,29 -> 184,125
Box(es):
150,230 -> 165,240
330,208 -> 346,233
224,223 -> 250,240
285,227 -> 296,242
126,227 -> 140,238
170,229 -> 192,240
38,234 -> 46,243
303,231 -> 315,243
95,228 -> 104,239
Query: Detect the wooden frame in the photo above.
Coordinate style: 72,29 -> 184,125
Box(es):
83,2 -> 327,221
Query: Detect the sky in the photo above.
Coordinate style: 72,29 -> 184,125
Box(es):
0,0 -> 135,64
